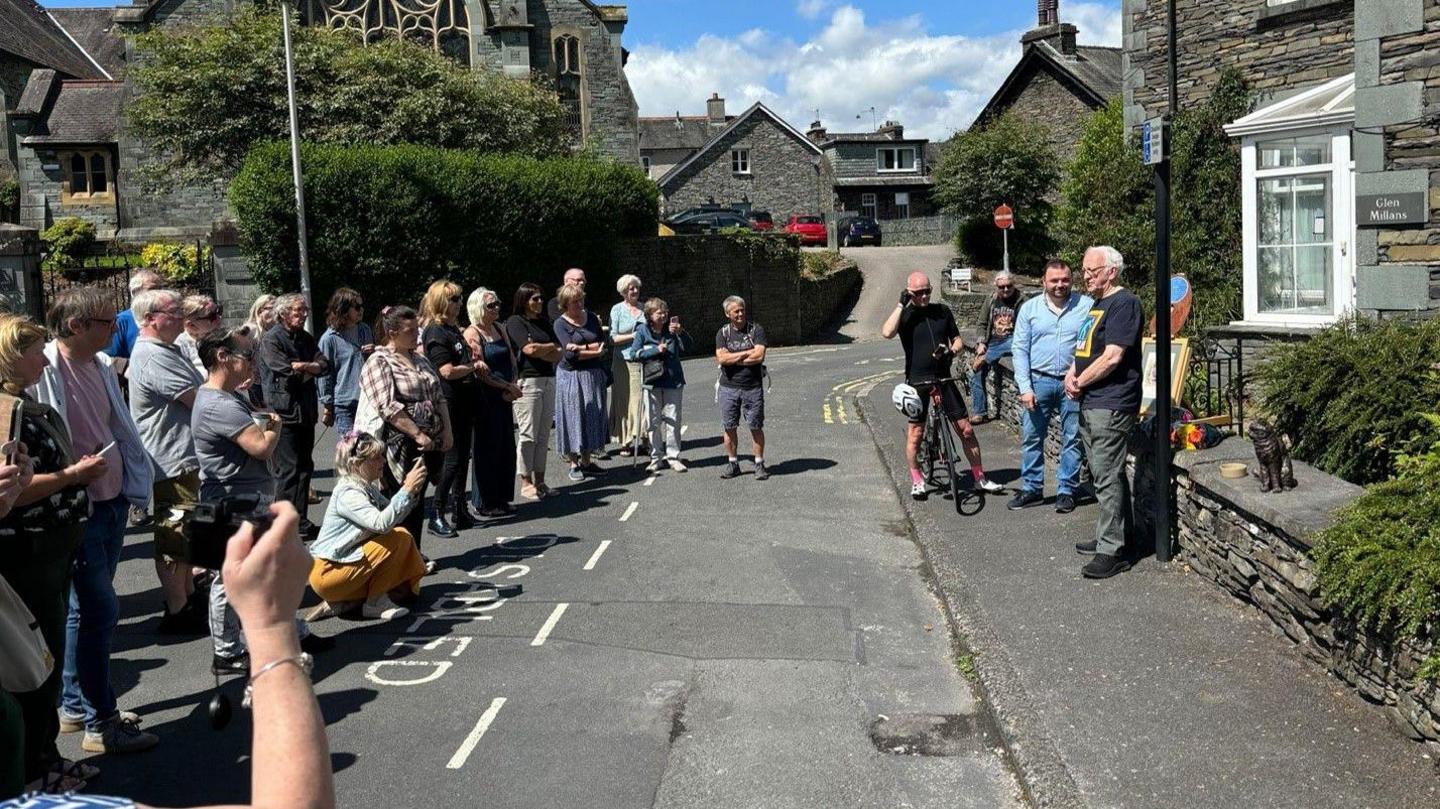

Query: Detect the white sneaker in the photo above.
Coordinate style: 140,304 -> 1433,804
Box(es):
910,482 -> 928,501
667,459 -> 688,472
646,459 -> 665,473
975,477 -> 1005,494
362,596 -> 410,621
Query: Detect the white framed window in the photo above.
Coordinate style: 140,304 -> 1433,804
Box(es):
641,156 -> 651,177
876,147 -> 916,172
894,192 -> 910,220
731,148 -> 750,175
861,193 -> 876,218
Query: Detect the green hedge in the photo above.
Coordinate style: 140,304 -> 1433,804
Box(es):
230,142 -> 659,308
1254,316 -> 1440,485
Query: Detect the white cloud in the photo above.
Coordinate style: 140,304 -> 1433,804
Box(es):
795,0 -> 828,21
628,3 -> 1123,141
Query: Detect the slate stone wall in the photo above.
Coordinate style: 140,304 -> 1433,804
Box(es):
867,215 -> 955,247
15,147 -> 121,235
0,55 -> 34,181
950,333 -> 1440,753
998,65 -> 1099,164
661,115 -> 830,222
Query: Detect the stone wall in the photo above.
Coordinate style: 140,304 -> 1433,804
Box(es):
951,330 -> 1440,753
15,146 -> 121,236
616,235 -> 860,348
998,64 -> 1100,165
1121,0 -> 1354,132
0,55 -> 34,181
867,215 -> 955,247
661,114 -> 830,222
0,223 -> 44,318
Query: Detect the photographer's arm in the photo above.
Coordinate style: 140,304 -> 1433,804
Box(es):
235,422 -> 281,462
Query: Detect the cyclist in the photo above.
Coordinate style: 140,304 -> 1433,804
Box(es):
881,271 -> 1005,501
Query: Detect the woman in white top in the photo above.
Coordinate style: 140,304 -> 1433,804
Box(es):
306,432 -> 427,621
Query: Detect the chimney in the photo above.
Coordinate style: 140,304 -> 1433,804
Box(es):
707,93 -> 727,127
877,121 -> 904,139
1022,0 -> 1079,57
806,120 -> 828,145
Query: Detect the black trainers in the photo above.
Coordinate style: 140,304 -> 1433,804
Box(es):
427,515 -> 458,539
300,633 -> 336,654
1081,553 -> 1130,579
720,461 -> 741,479
1074,539 -> 1097,555
1007,490 -> 1044,511
1054,494 -> 1076,514
753,461 -> 769,481
212,653 -> 249,676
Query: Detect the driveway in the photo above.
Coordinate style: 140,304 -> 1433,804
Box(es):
834,244 -> 956,341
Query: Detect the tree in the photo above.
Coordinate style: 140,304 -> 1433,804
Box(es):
127,7 -> 573,182
1055,99 -> 1155,295
932,112 -> 1059,272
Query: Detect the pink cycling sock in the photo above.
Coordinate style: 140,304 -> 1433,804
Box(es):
971,465 -> 985,481
910,468 -> 924,485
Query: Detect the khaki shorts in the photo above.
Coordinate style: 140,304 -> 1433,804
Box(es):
153,470 -> 200,563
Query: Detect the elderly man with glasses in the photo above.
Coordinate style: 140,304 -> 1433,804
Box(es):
1066,246 -> 1144,580
881,272 -> 1005,500
968,271 -> 1026,424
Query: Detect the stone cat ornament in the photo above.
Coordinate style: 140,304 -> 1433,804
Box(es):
1248,420 -> 1296,493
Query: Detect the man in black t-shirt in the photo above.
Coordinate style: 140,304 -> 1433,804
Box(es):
714,295 -> 769,480
881,272 -> 1005,501
1066,246 -> 1144,579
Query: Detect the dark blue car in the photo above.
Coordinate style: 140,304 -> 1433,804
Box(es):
837,216 -> 882,247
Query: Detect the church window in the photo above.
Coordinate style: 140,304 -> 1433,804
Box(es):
61,150 -> 113,203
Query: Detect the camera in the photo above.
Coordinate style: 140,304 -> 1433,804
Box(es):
184,494 -> 274,570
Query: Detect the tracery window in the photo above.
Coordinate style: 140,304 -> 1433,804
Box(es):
303,0 -> 471,64
553,34 -> 584,138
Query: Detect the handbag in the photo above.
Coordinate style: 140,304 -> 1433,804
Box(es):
642,356 -> 666,386
0,574 -> 53,693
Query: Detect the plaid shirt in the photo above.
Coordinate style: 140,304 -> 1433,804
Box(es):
360,347 -> 445,436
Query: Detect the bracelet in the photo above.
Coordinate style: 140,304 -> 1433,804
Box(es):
242,652 -> 314,709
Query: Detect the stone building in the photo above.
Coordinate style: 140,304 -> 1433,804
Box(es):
971,0 -> 1122,163
805,120 -> 937,221
655,98 -> 831,222
1124,0 -> 1438,325
1,0 -> 640,240
638,93 -> 732,181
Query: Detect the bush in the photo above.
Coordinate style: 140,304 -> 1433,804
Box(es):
1313,419 -> 1440,680
1254,316 -> 1440,485
0,178 -> 18,224
933,112 -> 1058,272
41,217 -> 97,269
140,241 -> 210,282
231,142 -> 658,308
800,250 -> 851,280
1056,98 -> 1154,293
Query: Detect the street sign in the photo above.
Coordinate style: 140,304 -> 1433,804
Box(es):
1356,192 -> 1429,227
1141,117 -> 1166,166
993,204 -> 1014,229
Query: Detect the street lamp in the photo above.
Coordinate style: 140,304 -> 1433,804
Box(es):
281,0 -> 314,332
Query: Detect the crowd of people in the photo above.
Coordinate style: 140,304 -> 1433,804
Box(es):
0,267 -> 772,801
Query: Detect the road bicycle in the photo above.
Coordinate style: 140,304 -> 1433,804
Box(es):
915,378 -> 965,512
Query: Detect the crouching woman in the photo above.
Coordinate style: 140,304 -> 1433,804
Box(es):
307,433 -> 427,621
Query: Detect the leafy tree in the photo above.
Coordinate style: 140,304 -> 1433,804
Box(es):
933,112 -> 1058,272
127,7 -> 573,182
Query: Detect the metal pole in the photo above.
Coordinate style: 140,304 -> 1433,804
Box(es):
1153,0 -> 1178,563
1002,226 -> 1010,273
281,1 -> 314,333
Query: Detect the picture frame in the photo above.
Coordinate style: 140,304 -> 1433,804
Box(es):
1140,337 -> 1191,416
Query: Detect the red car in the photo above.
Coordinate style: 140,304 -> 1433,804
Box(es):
783,214 -> 827,245
749,210 -> 774,231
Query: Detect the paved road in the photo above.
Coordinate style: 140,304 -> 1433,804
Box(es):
76,339 -> 1020,808
835,245 -> 955,342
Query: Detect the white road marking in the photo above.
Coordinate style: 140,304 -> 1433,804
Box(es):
446,697 -> 507,769
680,424 -> 689,436
619,501 -> 639,522
531,603 -> 569,647
643,474 -> 658,487
584,540 -> 612,570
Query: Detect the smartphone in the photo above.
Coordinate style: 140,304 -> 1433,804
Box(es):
0,440 -> 16,466
669,316 -> 680,327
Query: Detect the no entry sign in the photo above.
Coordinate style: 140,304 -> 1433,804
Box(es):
993,204 -> 1014,229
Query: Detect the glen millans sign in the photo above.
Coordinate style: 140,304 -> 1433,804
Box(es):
1356,191 -> 1429,227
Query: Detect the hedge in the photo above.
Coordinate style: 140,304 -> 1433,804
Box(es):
230,142 -> 659,310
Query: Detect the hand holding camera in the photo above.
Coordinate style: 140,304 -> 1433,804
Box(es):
402,458 -> 427,496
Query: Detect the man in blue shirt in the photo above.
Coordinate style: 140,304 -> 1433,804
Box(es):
105,270 -> 161,379
1008,259 -> 1093,514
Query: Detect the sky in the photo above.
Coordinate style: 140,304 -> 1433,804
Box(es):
38,0 -> 1123,140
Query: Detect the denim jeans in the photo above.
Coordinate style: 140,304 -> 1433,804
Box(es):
969,337 -> 1012,417
1020,375 -> 1083,496
61,496 -> 127,729
332,402 -> 358,437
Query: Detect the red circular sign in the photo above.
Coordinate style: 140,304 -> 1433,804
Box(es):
993,204 -> 1014,229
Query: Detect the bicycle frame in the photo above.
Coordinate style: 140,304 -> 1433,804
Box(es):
916,379 -> 964,511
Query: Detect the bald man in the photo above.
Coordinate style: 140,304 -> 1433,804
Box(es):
881,272 -> 1005,500
547,268 -> 588,322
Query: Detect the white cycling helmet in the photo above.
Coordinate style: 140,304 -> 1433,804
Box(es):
891,383 -> 923,420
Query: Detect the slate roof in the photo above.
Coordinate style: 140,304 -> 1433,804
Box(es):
20,80 -> 125,145
819,132 -> 924,145
48,8 -> 125,79
973,41 -> 1122,127
0,0 -> 107,80
833,176 -> 935,188
638,116 -> 729,151
657,102 -> 821,188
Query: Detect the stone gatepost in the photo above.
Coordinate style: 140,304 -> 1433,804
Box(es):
0,223 -> 44,319
209,220 -> 258,328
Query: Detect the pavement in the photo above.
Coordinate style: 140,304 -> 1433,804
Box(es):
834,244 -> 953,342
66,336 -> 1021,808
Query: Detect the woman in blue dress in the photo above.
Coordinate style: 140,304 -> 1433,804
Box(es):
464,288 -> 523,516
551,285 -> 609,482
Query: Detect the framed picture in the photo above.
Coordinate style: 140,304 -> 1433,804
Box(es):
1140,337 -> 1191,416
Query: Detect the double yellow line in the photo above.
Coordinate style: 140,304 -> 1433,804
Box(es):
822,370 -> 900,425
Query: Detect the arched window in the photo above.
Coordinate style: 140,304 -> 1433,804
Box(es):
553,34 -> 583,138
89,154 -> 107,194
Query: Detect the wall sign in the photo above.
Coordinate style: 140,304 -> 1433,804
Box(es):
1356,192 -> 1429,227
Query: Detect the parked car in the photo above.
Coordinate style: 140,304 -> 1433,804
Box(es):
749,210 -> 774,231
783,214 -> 827,246
665,207 -> 743,227
669,212 -> 758,234
836,215 -> 882,247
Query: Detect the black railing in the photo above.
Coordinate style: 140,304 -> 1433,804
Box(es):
41,240 -> 218,315
1187,332 -> 1247,437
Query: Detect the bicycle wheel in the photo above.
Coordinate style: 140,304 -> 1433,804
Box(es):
938,419 -> 962,511
920,415 -> 939,485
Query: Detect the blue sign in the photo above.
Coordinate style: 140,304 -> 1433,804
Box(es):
1141,117 -> 1165,166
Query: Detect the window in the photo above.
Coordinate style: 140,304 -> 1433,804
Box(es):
894,192 -> 910,220
641,156 -> 651,177
861,193 -> 876,219
553,34 -> 583,138
61,150 -> 112,202
876,147 -> 916,172
731,149 -> 750,175
554,34 -> 581,76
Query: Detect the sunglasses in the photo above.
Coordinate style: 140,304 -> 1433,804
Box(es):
911,288 -> 932,296
485,301 -> 501,310
224,347 -> 253,361
529,295 -> 544,302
